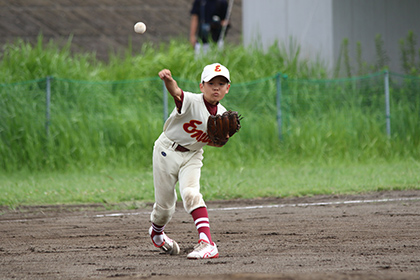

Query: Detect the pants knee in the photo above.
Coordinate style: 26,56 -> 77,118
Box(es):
182,188 -> 206,213
150,203 -> 176,225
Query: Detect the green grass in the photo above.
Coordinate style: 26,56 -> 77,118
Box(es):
0,168 -> 154,207
1,159 -> 419,208
0,35 -> 419,208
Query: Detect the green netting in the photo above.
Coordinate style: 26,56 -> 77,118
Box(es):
387,72 -> 420,141
1,71 -> 419,171
0,79 -> 47,170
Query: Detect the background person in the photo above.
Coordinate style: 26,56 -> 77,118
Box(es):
189,0 -> 230,56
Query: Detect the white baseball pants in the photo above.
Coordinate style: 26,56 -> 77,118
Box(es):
150,133 -> 206,226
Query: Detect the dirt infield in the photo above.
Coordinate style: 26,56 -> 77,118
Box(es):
1,190 -> 420,280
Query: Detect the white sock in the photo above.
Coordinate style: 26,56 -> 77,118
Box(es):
199,232 -> 210,243
153,235 -> 164,246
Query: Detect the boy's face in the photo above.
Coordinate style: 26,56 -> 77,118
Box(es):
200,76 -> 230,105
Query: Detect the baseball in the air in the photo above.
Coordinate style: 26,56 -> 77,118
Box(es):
134,22 -> 146,34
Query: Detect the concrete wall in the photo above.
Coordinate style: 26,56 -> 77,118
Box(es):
332,0 -> 420,75
243,0 -> 334,69
243,0 -> 420,75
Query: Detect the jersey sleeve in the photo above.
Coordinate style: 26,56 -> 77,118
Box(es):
174,91 -> 184,113
176,91 -> 193,116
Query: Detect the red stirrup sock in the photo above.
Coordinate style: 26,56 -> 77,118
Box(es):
150,223 -> 165,246
191,207 -> 214,245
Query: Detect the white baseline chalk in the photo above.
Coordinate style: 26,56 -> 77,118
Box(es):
5,197 -> 417,223
94,196 -> 419,218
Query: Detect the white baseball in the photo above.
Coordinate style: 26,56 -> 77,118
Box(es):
134,22 -> 146,34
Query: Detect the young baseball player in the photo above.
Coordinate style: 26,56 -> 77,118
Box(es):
149,63 -> 231,259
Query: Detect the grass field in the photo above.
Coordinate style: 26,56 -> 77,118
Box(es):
1,158 -> 419,208
0,36 -> 419,208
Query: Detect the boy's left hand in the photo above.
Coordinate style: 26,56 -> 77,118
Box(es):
207,110 -> 242,146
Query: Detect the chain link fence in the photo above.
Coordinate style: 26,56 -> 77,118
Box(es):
1,71 -> 419,171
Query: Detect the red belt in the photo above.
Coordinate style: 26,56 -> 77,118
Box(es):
173,143 -> 190,152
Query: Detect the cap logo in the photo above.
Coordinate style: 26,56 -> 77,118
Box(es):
201,63 -> 230,83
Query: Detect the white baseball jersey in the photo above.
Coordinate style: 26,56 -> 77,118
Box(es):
163,91 -> 226,151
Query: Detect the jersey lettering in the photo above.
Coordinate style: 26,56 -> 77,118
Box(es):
183,120 -> 211,143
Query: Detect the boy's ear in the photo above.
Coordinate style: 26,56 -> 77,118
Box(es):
199,82 -> 205,92
226,84 -> 231,93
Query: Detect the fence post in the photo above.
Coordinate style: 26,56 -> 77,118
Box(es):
163,80 -> 168,122
276,73 -> 283,140
384,70 -> 391,137
45,76 -> 51,138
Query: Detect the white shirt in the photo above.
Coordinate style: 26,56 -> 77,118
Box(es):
163,91 -> 226,151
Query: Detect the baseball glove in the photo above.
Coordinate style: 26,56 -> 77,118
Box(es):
207,110 -> 242,146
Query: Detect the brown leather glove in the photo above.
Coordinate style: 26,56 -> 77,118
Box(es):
207,110 -> 242,146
